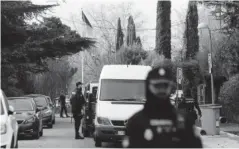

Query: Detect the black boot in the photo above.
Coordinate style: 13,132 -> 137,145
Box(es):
75,133 -> 80,139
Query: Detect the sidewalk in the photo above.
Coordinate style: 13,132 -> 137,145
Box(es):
201,131 -> 239,148
195,123 -> 239,148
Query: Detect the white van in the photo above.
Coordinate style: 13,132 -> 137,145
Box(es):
94,65 -> 151,147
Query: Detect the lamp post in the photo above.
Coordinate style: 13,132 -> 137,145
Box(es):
198,23 -> 215,105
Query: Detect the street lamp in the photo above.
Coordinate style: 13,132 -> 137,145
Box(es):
198,23 -> 215,105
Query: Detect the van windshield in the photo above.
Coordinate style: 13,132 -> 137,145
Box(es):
100,79 -> 145,102
1,100 -> 4,115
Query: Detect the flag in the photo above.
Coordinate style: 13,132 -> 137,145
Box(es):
82,11 -> 92,28
82,11 -> 93,38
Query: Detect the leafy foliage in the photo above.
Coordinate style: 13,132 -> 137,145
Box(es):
179,60 -> 203,98
200,1 -> 239,34
117,45 -> 148,65
219,74 -> 239,123
33,58 -> 78,98
1,1 -> 95,96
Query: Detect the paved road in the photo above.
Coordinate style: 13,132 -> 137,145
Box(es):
18,116 -> 118,148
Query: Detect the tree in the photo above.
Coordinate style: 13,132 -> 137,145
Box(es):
200,1 -> 239,34
155,0 -> 171,59
184,1 -> 199,59
1,1 -> 95,96
33,58 -> 78,98
81,2 -> 145,54
83,45 -> 148,82
126,16 -> 136,46
116,18 -> 124,51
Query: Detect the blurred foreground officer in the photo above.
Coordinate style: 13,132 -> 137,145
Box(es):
124,65 -> 202,148
70,82 -> 86,139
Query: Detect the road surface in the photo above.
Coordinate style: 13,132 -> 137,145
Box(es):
18,116 -> 118,148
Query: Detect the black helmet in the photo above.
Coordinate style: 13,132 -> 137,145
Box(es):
146,64 -> 176,99
76,81 -> 82,87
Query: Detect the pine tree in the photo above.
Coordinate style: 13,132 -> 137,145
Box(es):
116,18 -> 124,51
155,1 -> 171,59
184,1 -> 199,59
126,16 -> 136,46
1,1 -> 95,96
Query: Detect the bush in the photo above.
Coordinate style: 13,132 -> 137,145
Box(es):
178,60 -> 203,98
219,74 -> 239,123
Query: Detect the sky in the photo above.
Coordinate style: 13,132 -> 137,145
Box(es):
31,0 -> 189,51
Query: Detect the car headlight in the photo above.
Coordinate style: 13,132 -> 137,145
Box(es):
44,109 -> 52,116
97,117 -> 111,126
36,112 -> 40,118
24,117 -> 35,124
0,124 -> 7,134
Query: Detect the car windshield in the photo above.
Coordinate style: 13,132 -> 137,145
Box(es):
1,100 -> 4,115
100,79 -> 145,102
33,97 -> 48,107
8,99 -> 33,111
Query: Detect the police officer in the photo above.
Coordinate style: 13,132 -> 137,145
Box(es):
178,94 -> 202,125
59,90 -> 69,118
124,64 -> 202,148
70,82 -> 86,139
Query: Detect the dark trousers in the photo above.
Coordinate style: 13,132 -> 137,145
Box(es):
73,114 -> 83,137
60,105 -> 68,117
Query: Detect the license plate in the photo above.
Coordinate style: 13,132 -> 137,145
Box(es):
118,131 -> 125,135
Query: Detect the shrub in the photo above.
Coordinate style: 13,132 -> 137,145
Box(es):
219,74 -> 239,123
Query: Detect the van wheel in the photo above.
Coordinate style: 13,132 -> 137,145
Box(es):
10,136 -> 14,148
15,137 -> 18,148
95,139 -> 102,147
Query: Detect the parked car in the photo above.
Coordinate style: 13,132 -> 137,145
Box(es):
44,96 -> 56,124
0,89 -> 19,148
8,97 -> 43,139
24,94 -> 54,128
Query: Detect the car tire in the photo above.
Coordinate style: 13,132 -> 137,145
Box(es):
47,123 -> 53,128
95,139 -> 102,147
39,128 -> 43,136
33,131 -> 40,139
52,118 -> 55,124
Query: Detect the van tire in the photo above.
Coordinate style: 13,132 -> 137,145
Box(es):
10,136 -> 14,148
95,139 -> 102,147
15,137 -> 18,148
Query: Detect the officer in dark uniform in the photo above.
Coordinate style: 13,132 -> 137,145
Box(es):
70,82 -> 86,139
124,65 -> 202,148
59,90 -> 69,118
178,94 -> 202,125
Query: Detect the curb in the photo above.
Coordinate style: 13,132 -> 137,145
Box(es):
195,126 -> 239,137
